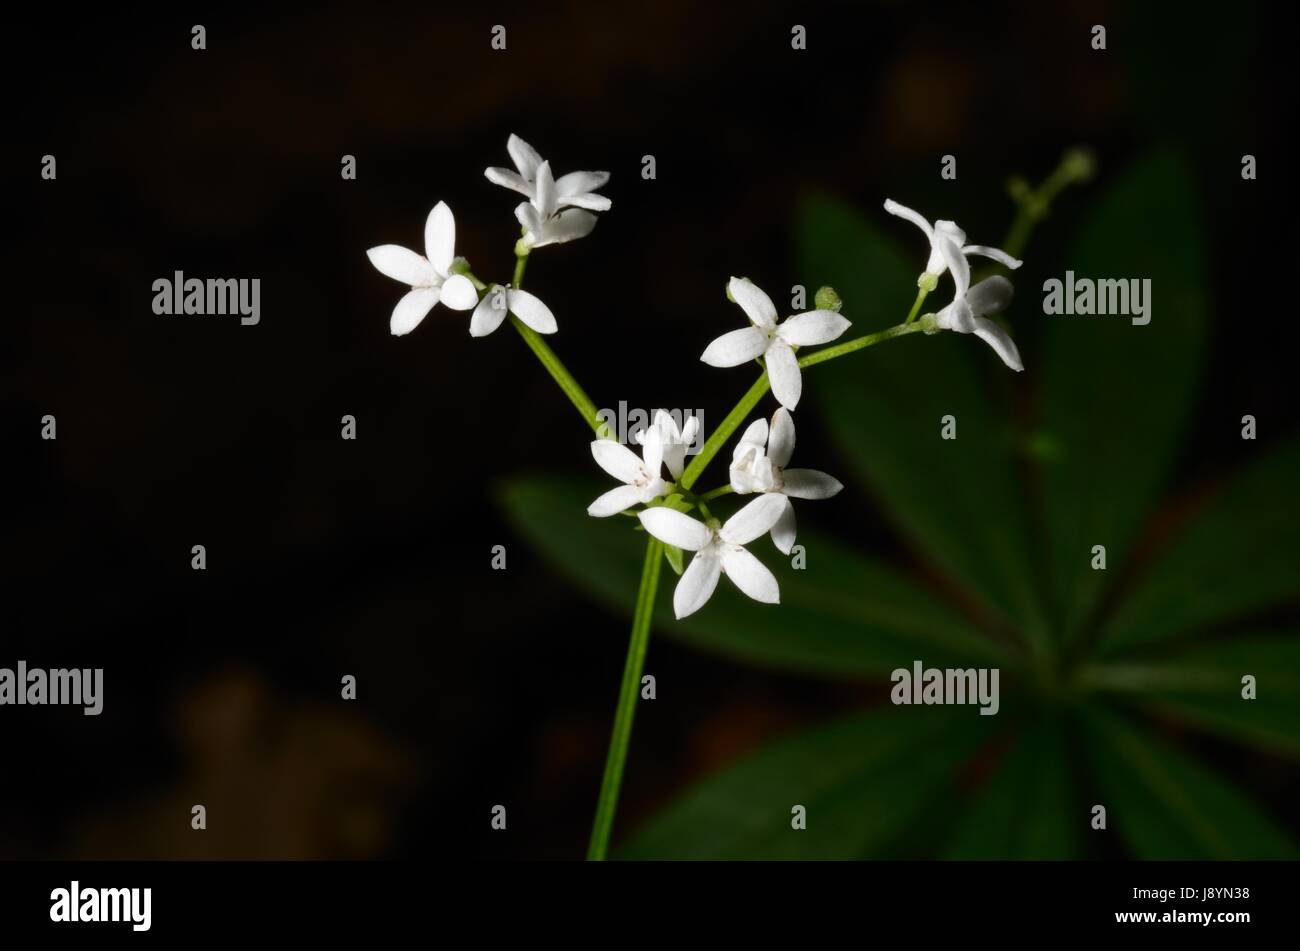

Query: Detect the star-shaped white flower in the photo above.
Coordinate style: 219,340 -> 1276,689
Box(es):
587,434 -> 670,518
514,160 -> 601,248
366,201 -> 480,336
701,277 -> 852,410
729,407 -> 843,554
469,283 -> 558,337
485,134 -> 611,212
638,493 -> 787,618
933,269 -> 1024,372
634,410 -> 700,481
883,199 -> 1022,282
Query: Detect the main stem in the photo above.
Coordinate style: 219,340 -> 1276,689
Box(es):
587,538 -> 663,860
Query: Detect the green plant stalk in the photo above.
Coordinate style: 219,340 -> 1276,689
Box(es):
587,538 -> 663,861
903,286 -> 930,325
506,248 -> 607,435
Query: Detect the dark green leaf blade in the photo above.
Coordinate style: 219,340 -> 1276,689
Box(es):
1084,633 -> 1300,758
945,716 -> 1081,859
498,474 -> 1011,680
1081,707 -> 1296,859
1100,436 -> 1300,652
620,705 -> 996,859
1040,150 -> 1209,641
796,194 -> 1050,652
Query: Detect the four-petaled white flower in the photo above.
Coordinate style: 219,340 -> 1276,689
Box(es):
932,269 -> 1024,372
701,277 -> 851,411
587,435 -> 671,518
470,283 -> 558,337
366,202 -> 481,336
729,407 -> 844,554
639,493 -> 787,618
883,199 -> 1022,282
514,160 -> 604,248
486,134 -> 612,212
634,410 -> 700,481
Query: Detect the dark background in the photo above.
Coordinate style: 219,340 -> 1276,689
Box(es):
6,2 -> 1294,859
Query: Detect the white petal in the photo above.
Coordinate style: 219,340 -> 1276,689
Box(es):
965,276 -> 1015,317
764,340 -> 803,410
555,170 -> 610,195
507,133 -> 544,180
935,219 -> 968,248
719,492 -> 788,545
883,199 -> 934,239
591,439 -> 646,484
587,484 -> 643,517
781,468 -> 844,499
424,201 -> 456,277
366,245 -> 436,286
484,166 -> 534,198
507,288 -> 557,334
639,508 -> 713,552
681,415 -> 700,444
767,407 -> 795,468
700,327 -> 768,367
640,423 -> 665,479
389,287 -> 439,336
937,296 -> 976,334
777,309 -> 852,346
555,191 -> 612,212
963,245 -> 1022,270
535,161 -> 557,219
440,273 -> 478,311
937,233 -> 969,298
727,277 -> 777,330
770,497 -> 797,555
732,418 -> 769,459
469,287 -> 509,337
515,201 -> 543,236
971,316 -> 1025,372
533,208 -> 598,246
674,551 -> 722,619
720,546 -> 780,604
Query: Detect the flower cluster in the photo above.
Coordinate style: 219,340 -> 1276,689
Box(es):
365,136 -> 1026,619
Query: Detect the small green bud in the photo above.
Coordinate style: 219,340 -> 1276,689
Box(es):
813,286 -> 842,312
1006,175 -> 1032,204
1061,147 -> 1097,183
449,256 -> 471,275
917,272 -> 939,293
514,236 -> 533,257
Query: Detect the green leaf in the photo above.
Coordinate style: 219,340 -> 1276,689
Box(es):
796,194 -> 1050,653
1083,633 -> 1300,758
945,715 -> 1081,859
663,543 -> 684,576
1099,435 -> 1300,652
620,705 -> 996,859
1039,150 -> 1209,642
1080,707 -> 1297,859
497,473 -> 1010,680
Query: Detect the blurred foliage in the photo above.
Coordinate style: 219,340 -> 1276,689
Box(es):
498,150 -> 1299,859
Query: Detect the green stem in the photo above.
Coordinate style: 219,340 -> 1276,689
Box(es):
698,485 -> 733,502
587,537 -> 663,861
903,286 -> 929,325
798,316 -> 934,369
512,251 -> 529,289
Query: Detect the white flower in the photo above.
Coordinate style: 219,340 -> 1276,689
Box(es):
485,134 -> 611,212
634,410 -> 700,480
514,160 -> 601,248
638,494 -> 787,618
729,407 -> 843,554
469,283 -> 558,337
883,199 -> 1022,282
366,201 -> 480,336
587,435 -> 670,518
701,277 -> 852,410
933,271 -> 1024,372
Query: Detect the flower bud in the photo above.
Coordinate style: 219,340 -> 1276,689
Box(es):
813,286 -> 842,312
